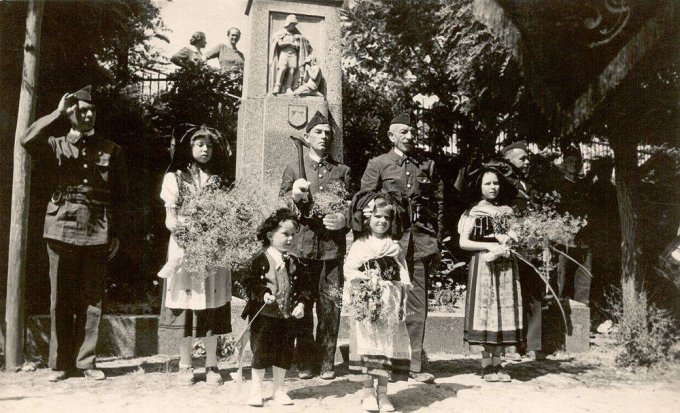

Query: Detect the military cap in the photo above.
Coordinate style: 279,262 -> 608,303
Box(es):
306,111 -> 330,132
71,85 -> 92,102
500,140 -> 528,155
390,111 -> 411,126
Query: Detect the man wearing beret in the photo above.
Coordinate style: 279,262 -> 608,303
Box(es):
280,111 -> 353,380
21,86 -> 129,381
501,141 -> 545,361
360,112 -> 444,383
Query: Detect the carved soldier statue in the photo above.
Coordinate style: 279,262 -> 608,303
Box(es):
270,14 -> 313,95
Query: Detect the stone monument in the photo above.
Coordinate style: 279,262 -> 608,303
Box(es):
237,0 -> 344,187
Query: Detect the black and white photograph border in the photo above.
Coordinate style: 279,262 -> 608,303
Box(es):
0,0 -> 679,412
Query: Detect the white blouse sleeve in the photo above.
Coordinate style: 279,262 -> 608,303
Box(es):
160,173 -> 179,208
343,240 -> 366,282
395,245 -> 410,283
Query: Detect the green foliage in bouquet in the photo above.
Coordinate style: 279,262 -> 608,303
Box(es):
173,174 -> 285,278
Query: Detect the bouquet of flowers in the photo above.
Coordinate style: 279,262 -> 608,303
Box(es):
502,195 -> 588,271
308,180 -> 351,218
348,265 -> 386,324
173,173 -> 285,279
491,194 -> 589,328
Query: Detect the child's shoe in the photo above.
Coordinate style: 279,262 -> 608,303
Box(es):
361,388 -> 380,412
496,366 -> 512,382
271,390 -> 294,406
205,366 -> 224,385
247,389 -> 263,407
177,367 -> 195,386
377,385 -> 395,412
481,365 -> 499,382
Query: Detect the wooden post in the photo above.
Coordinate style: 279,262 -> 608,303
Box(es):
5,0 -> 44,371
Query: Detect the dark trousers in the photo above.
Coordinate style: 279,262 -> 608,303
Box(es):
519,261 -> 543,352
295,258 -> 343,373
46,240 -> 108,370
251,315 -> 297,370
405,254 -> 436,373
557,246 -> 592,305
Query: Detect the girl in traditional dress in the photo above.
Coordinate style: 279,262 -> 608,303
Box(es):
242,208 -> 312,407
459,167 -> 522,382
345,194 -> 412,412
158,126 -> 232,386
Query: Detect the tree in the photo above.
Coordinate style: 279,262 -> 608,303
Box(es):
0,0 -> 169,314
341,0 -> 548,157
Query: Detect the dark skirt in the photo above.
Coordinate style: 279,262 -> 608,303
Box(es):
249,314 -> 297,370
159,302 -> 232,338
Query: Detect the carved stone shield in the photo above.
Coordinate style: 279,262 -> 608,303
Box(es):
288,105 -> 308,128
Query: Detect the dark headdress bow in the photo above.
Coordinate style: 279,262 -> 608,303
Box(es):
165,123 -> 232,175
464,161 -> 518,205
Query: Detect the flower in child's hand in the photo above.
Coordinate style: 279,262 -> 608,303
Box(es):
264,292 -> 276,304
291,303 -> 305,319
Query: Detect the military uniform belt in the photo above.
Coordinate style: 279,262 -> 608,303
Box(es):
52,186 -> 112,206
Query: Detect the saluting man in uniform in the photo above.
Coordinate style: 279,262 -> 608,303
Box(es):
360,112 -> 444,384
22,86 -> 129,381
280,111 -> 353,380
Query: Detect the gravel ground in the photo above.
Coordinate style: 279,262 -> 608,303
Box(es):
2,338 -> 679,413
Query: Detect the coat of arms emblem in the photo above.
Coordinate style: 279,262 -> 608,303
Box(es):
288,105 -> 308,128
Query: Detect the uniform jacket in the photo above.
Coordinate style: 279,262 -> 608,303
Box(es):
360,149 -> 444,259
280,154 -> 353,260
241,250 -> 312,320
501,161 -> 534,212
22,109 -> 129,246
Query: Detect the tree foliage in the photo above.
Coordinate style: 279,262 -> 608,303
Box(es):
341,0 -> 547,156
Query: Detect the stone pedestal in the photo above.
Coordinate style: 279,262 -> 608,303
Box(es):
237,0 -> 344,187
543,298 -> 591,353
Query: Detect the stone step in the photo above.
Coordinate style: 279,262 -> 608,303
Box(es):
25,299 -> 589,360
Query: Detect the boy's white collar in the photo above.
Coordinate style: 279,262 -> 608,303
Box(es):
266,246 -> 285,269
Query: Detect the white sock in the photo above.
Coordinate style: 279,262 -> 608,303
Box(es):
204,336 -> 218,368
251,368 -> 265,396
179,336 -> 193,369
272,366 -> 287,395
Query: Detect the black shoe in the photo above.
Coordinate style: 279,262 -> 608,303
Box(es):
47,370 -> 69,382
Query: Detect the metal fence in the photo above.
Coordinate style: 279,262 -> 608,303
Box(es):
134,72 -> 172,100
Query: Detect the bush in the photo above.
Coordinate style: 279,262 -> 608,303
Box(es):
192,335 -> 236,359
607,288 -> 680,367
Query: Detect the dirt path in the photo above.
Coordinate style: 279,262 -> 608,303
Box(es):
2,345 -> 679,413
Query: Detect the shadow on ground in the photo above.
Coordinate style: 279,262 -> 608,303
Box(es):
288,378 -> 364,400
426,357 -> 599,382
392,382 -> 477,413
